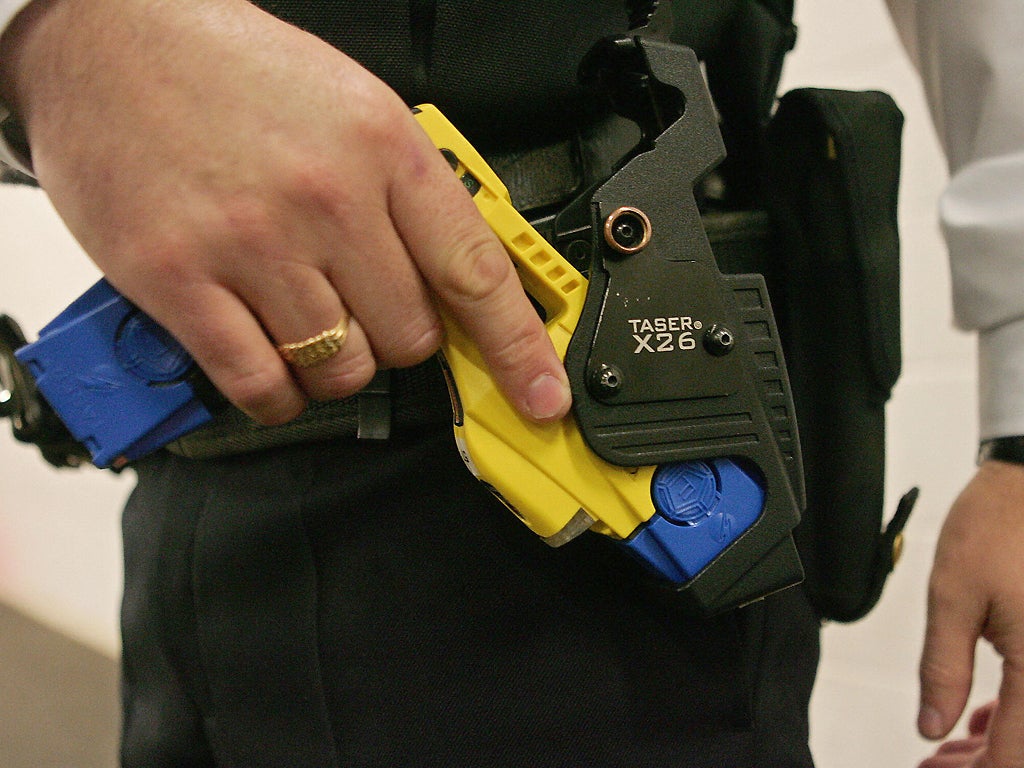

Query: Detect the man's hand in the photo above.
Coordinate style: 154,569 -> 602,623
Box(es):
0,0 -> 571,425
919,461 -> 1024,767
918,700 -> 997,768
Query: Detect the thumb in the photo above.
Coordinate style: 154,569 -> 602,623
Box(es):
918,575 -> 984,739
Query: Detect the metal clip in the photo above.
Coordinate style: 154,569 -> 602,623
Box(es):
0,314 -> 89,468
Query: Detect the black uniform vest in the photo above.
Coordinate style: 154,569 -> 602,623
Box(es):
249,1 -> 796,207
255,1 -> 637,150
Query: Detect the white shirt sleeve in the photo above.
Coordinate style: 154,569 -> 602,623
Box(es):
887,0 -> 1024,440
0,0 -> 37,175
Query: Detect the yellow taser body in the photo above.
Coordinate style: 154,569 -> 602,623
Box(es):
413,104 -> 657,546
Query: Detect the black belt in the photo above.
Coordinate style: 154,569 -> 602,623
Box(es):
167,363 -> 451,459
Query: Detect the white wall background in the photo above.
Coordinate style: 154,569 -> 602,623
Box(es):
782,2 -> 1002,766
0,187 -> 128,656
0,1 -> 1003,765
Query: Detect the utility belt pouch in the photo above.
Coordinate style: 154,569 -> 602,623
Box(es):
766,87 -> 916,622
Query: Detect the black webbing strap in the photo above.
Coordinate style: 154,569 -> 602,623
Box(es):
168,362 -> 450,459
356,370 -> 392,440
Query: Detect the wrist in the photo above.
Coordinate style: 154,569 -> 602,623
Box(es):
0,0 -> 53,111
0,0 -> 38,172
0,0 -> 35,56
978,436 -> 1024,466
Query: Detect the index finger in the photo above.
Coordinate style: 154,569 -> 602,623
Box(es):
389,130 -> 571,423
919,570 -> 983,739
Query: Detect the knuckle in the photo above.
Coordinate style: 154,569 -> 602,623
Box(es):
485,317 -> 538,373
227,367 -> 304,425
209,193 -> 280,256
927,570 -> 966,613
278,152 -> 391,243
262,258 -> 324,299
326,95 -> 410,175
130,230 -> 204,291
349,92 -> 409,147
306,352 -> 377,401
379,319 -> 444,369
437,230 -> 514,306
279,159 -> 352,219
918,655 -> 968,692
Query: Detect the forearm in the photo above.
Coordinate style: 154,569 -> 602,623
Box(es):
887,0 -> 1024,440
889,5 -> 1024,762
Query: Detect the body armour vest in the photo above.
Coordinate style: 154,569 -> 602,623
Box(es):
245,1 -> 782,185
248,1 -> 748,152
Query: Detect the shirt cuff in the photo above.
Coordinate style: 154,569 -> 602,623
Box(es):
0,0 -> 37,176
978,317 -> 1024,440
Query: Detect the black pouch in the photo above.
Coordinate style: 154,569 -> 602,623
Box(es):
765,88 -> 917,622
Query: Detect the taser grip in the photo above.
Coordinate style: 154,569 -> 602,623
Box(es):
413,104 -> 659,545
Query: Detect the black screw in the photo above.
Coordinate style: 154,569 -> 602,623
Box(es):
590,363 -> 624,397
703,324 -> 735,356
612,216 -> 644,249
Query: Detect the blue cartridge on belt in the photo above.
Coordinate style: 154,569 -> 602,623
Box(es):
14,279 -> 212,468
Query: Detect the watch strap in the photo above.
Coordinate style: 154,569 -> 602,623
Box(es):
978,436 -> 1024,465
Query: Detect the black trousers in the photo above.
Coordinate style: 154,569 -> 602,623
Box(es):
120,425 -> 819,767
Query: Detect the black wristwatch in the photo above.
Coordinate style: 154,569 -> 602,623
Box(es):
978,436 -> 1024,465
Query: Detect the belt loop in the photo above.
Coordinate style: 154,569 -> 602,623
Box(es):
357,370 -> 392,440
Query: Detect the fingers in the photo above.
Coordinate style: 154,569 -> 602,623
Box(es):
916,703 -> 995,768
920,465 -> 1024,768
317,199 -> 444,368
18,0 -> 564,427
917,736 -> 986,768
916,698 -> 1021,768
916,703 -> 994,768
919,571 -> 984,740
237,262 -> 378,401
273,313 -> 377,401
189,139 -> 570,427
388,133 -> 571,422
969,700 -> 999,737
979,664 -> 1024,768
161,284 -> 307,425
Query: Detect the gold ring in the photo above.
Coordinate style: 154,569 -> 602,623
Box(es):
276,317 -> 349,368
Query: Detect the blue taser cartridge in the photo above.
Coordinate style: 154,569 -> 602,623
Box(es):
621,459 -> 765,583
15,279 -> 213,468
